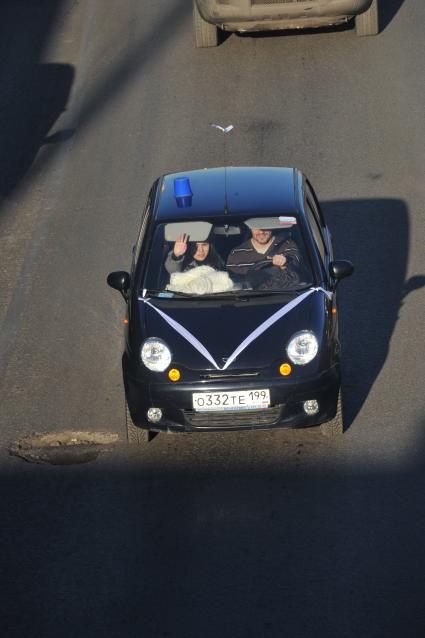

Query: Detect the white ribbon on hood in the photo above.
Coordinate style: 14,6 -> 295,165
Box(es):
139,287 -> 332,371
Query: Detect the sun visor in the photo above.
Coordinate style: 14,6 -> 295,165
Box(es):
164,221 -> 213,242
245,216 -> 297,230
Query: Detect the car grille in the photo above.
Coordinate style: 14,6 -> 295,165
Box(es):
184,405 -> 282,428
199,371 -> 260,381
251,0 -> 318,4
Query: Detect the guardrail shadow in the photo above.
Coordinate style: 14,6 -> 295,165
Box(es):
0,0 -> 189,213
323,198 -> 425,429
0,63 -> 74,201
0,2 -> 74,205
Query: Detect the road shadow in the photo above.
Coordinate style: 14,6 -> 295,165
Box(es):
380,0 -> 406,30
0,1 -> 74,205
323,198 -> 425,428
3,426 -> 425,638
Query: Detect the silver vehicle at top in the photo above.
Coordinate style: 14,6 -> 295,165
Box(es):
193,0 -> 379,47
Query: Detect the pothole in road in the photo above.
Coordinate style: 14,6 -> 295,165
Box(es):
9,431 -> 119,465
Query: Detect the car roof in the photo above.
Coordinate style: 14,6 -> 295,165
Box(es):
155,167 -> 299,221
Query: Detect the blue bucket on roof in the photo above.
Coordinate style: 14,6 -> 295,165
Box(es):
174,177 -> 193,208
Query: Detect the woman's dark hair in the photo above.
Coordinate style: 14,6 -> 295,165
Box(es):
183,241 -> 224,270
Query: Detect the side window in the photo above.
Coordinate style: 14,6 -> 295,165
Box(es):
306,180 -> 326,227
131,190 -> 153,274
306,198 -> 327,266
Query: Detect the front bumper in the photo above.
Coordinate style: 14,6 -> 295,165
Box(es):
196,0 -> 373,32
124,361 -> 340,433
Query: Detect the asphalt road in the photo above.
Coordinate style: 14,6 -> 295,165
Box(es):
1,1 -> 425,636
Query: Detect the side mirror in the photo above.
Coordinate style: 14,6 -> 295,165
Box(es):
107,271 -> 130,300
329,260 -> 354,283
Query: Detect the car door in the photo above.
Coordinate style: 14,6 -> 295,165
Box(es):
304,181 -> 339,351
126,182 -> 159,343
304,183 -> 329,276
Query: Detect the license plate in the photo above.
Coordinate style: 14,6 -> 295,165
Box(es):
192,389 -> 270,412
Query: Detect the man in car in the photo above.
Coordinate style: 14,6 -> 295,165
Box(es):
226,227 -> 302,289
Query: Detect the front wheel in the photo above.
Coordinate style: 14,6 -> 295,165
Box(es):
193,1 -> 219,48
126,400 -> 149,444
320,390 -> 344,437
355,0 -> 379,36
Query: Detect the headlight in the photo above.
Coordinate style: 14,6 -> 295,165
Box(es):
286,331 -> 318,365
141,338 -> 172,372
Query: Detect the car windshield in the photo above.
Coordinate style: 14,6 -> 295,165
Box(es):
141,216 -> 314,298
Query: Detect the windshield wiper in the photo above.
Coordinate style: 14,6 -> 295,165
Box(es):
234,287 -> 310,298
142,285 -> 313,300
142,289 -> 197,298
236,292 -> 285,299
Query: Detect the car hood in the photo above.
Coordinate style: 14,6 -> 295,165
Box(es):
138,290 -> 327,371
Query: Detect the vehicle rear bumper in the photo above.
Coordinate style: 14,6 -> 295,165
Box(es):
124,362 -> 340,433
196,0 -> 373,31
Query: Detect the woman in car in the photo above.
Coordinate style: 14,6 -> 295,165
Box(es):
165,233 -> 224,274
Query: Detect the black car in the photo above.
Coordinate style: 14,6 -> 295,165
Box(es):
107,167 -> 353,443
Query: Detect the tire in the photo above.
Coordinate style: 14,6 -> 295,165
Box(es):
126,400 -> 149,445
193,1 -> 218,48
320,390 -> 344,437
355,0 -> 379,36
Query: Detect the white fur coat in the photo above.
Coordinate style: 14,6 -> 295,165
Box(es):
166,266 -> 234,295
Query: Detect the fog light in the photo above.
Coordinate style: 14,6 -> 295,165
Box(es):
147,407 -> 162,423
303,400 -> 319,416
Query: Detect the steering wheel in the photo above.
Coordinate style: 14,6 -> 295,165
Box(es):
251,260 -> 274,272
247,260 -> 278,289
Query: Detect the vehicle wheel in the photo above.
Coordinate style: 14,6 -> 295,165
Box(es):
193,0 -> 218,48
320,391 -> 344,437
126,400 -> 149,444
355,0 -> 379,36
